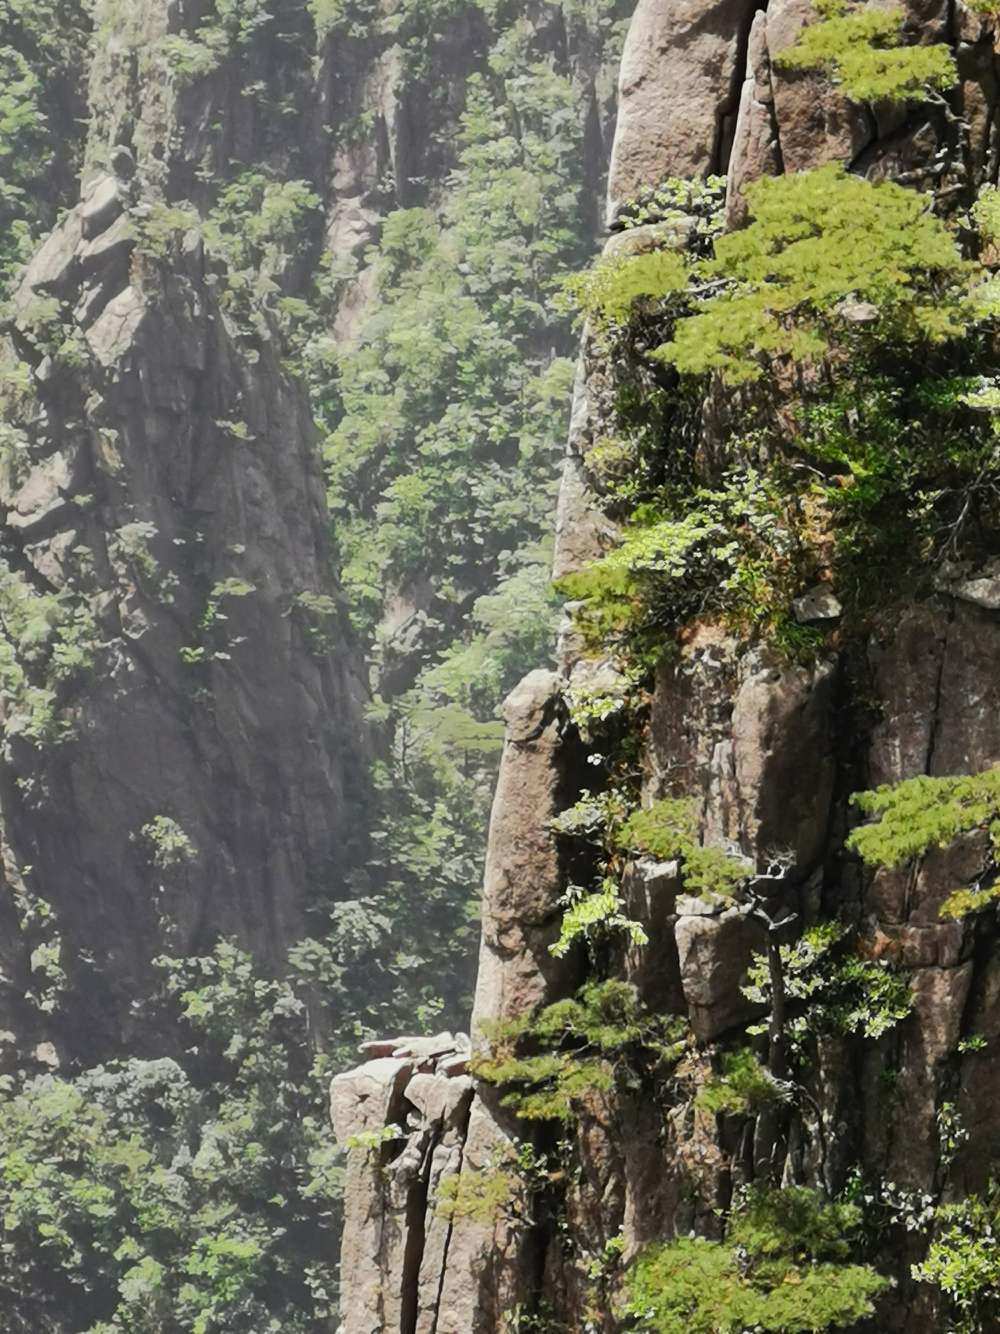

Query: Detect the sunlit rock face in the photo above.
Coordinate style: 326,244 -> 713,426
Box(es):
333,1 -> 1000,1330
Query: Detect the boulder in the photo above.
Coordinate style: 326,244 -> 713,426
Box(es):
792,584 -> 842,623
329,1056 -> 413,1145
80,174 -> 124,239
675,906 -> 764,1040
607,0 -> 760,221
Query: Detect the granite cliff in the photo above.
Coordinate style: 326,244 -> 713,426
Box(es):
0,0 -> 621,1057
331,2 -> 1000,1330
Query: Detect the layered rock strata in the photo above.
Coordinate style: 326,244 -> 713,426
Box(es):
333,0 -> 1000,1330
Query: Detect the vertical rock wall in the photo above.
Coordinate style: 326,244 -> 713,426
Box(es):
332,2 -> 1000,1330
1,3 -> 371,1059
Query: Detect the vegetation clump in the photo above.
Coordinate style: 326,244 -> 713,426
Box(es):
623,1186 -> 890,1332
847,768 -> 1000,919
773,1 -> 956,106
561,165 -> 1000,665
470,980 -> 687,1122
741,921 -> 913,1045
913,1185 -> 1000,1332
619,796 -> 753,898
657,164 -> 973,386
0,941 -> 345,1332
697,1046 -> 791,1116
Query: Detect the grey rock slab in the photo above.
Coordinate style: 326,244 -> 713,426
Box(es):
329,1056 -> 413,1145
78,212 -> 135,276
392,1031 -> 456,1060
438,1054 -> 470,1078
675,906 -> 764,1040
792,584 -> 842,623
404,1071 -> 474,1124
7,453 -> 72,525
14,212 -> 83,309
85,285 -> 145,365
950,565 -> 1000,611
80,174 -> 124,240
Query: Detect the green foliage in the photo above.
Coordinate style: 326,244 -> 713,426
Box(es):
972,184 -> 1000,246
561,167 -> 1000,668
0,940 -> 345,1332
913,1185 -> 1000,1333
847,768 -> 1000,919
958,1033 -> 989,1053
0,0 -> 91,296
0,568 -> 98,745
556,467 -> 824,663
773,1 -> 956,105
561,175 -> 727,335
343,1123 -> 403,1152
157,33 -> 226,84
547,762 -> 649,967
564,248 -> 688,329
135,203 -> 201,259
471,980 -> 687,1122
618,797 -> 752,898
436,1167 -> 516,1223
139,816 -> 198,870
936,1100 -> 970,1169
697,1047 -> 791,1116
549,878 -> 648,958
617,174 -> 728,237
729,1186 -> 864,1262
741,922 -> 913,1044
548,788 -> 751,963
206,173 -> 322,276
623,1188 -> 889,1333
564,670 -> 641,737
657,165 -> 972,385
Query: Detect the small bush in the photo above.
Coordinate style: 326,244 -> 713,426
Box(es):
774,1 -> 956,105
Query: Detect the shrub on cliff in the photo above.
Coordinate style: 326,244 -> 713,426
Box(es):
848,767 -> 1000,919
623,1187 -> 889,1333
561,165 -> 1000,660
772,0 -> 956,106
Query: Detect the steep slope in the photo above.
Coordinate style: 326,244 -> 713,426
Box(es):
330,2 -> 1000,1331
0,0 -> 372,1063
0,0 -> 626,1055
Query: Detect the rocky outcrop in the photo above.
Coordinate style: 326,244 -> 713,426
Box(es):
330,1033 -> 536,1334
1,149 -> 370,1057
607,0 -> 760,220
470,670 -> 580,1028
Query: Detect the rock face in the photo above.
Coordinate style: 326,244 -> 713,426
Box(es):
1,111 -> 370,1055
607,0 -> 760,220
334,1 -> 1000,1330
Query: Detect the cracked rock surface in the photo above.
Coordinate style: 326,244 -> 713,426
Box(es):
333,2 -> 1000,1330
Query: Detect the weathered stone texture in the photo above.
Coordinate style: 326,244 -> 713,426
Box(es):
470,670 -> 578,1030
2,144 -> 370,1055
607,0 -> 760,221
334,1 -> 1000,1329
